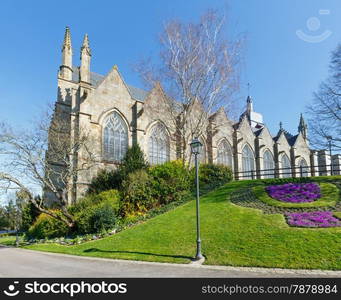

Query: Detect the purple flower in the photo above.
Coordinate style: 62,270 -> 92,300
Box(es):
266,183 -> 321,203
285,211 -> 341,228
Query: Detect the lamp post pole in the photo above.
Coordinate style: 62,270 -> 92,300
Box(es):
195,151 -> 203,260
327,136 -> 333,176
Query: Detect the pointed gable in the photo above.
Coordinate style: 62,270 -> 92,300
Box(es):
93,66 -> 131,97
257,126 -> 274,144
292,132 -> 309,148
142,82 -> 176,133
80,66 -> 137,122
235,114 -> 256,144
143,82 -> 168,111
236,114 -> 253,133
274,130 -> 291,148
210,107 -> 233,129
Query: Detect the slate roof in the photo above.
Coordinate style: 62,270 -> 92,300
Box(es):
71,66 -> 149,102
273,131 -> 281,142
127,84 -> 149,102
273,129 -> 298,145
253,128 -> 263,137
286,134 -> 298,146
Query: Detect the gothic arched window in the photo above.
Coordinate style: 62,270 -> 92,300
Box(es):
263,150 -> 275,178
103,111 -> 128,162
299,158 -> 309,177
148,123 -> 170,165
217,140 -> 233,167
242,144 -> 255,179
281,154 -> 291,178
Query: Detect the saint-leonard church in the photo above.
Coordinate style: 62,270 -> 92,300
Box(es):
48,27 -> 336,203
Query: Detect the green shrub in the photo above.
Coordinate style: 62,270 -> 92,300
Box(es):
87,145 -> 148,194
74,199 -> 118,234
69,189 -> 120,215
28,211 -> 69,239
97,190 -> 120,210
148,160 -> 191,205
120,169 -> 156,216
194,163 -> 233,189
73,191 -> 120,234
91,203 -> 117,233
74,205 -> 96,234
87,169 -> 121,194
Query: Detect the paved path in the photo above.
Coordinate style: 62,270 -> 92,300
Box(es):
0,246 -> 340,278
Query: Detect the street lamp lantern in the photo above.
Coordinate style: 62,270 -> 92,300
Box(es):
190,137 -> 204,261
190,138 -> 203,155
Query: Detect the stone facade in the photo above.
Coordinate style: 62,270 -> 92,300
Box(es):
48,28 -> 330,203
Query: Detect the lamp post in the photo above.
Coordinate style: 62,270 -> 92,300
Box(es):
190,138 -> 204,261
326,136 -> 333,175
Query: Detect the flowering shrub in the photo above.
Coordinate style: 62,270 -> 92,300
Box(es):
285,211 -> 341,228
266,183 -> 321,203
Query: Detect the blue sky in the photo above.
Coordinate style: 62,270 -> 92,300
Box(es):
0,0 -> 340,136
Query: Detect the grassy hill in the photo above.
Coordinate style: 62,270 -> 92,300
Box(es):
23,179 -> 341,270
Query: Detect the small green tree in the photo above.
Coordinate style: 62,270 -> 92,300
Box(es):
5,194 -> 25,246
88,144 -> 148,194
119,144 -> 149,179
21,200 -> 40,231
0,207 -> 9,229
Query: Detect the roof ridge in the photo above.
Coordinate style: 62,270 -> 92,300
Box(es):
71,66 -> 148,102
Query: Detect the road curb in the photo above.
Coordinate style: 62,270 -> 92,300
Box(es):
7,246 -> 341,277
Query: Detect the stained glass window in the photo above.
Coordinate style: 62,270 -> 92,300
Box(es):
242,144 -> 255,179
103,112 -> 128,162
217,140 -> 233,167
148,123 -> 170,165
263,150 -> 275,178
281,154 -> 291,178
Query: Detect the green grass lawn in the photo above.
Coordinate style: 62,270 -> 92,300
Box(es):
253,182 -> 339,208
24,180 -> 341,270
0,235 -> 16,246
334,212 -> 341,219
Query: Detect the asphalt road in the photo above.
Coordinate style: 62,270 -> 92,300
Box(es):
0,246 -> 340,278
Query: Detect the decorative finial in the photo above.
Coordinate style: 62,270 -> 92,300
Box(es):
81,33 -> 91,56
279,121 -> 283,130
247,82 -> 250,96
62,26 -> 72,51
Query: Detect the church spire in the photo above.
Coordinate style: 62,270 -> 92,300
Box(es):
59,26 -> 73,80
80,33 -> 91,83
81,34 -> 91,56
246,95 -> 253,114
62,26 -> 72,51
298,113 -> 308,139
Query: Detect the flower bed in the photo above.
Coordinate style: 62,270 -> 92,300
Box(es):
266,183 -> 321,203
285,211 -> 341,228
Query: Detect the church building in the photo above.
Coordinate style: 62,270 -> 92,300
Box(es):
49,27 -> 335,203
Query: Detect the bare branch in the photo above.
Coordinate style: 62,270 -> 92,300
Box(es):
135,10 -> 243,164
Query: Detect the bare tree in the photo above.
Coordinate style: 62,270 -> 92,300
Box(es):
136,10 -> 243,163
307,43 -> 341,151
0,105 -> 97,228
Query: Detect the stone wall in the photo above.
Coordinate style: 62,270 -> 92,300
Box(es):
48,65 -> 319,202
